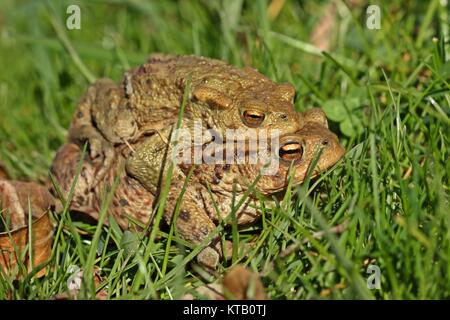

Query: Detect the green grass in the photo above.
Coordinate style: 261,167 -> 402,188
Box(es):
0,0 -> 449,299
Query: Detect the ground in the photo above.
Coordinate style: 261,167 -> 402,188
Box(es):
0,0 -> 449,299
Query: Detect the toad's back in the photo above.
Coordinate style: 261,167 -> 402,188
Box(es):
126,54 -> 277,128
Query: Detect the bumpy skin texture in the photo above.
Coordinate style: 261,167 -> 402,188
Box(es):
55,54 -> 345,268
51,111 -> 345,268
50,143 -> 155,230
68,54 -> 305,187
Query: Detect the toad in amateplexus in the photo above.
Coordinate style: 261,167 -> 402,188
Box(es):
51,54 -> 345,268
68,54 -> 308,187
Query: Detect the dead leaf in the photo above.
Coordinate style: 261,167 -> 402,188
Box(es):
310,1 -> 337,52
181,265 -> 268,300
0,181 -> 54,278
222,265 -> 268,300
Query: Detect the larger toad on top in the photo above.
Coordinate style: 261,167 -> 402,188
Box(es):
69,54 -> 306,186
57,53 -> 345,268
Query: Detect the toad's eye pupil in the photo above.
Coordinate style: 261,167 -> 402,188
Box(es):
242,110 -> 265,128
279,142 -> 303,161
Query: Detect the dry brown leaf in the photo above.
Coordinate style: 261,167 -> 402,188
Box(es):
0,181 -> 54,278
310,1 -> 337,52
222,265 -> 268,300
181,265 -> 268,300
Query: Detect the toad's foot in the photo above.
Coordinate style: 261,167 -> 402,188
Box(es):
197,247 -> 220,269
89,136 -> 116,188
197,240 -> 233,269
69,125 -> 115,189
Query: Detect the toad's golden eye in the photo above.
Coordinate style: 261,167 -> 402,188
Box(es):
242,110 -> 265,128
279,141 -> 303,162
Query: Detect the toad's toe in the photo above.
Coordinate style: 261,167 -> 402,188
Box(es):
197,246 -> 220,269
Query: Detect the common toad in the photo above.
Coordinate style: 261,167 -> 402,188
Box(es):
52,54 -> 345,268
68,54 -> 306,186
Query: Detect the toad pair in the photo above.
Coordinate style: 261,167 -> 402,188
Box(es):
50,54 -> 345,268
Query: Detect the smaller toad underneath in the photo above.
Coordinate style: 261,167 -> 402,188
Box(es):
51,111 -> 345,268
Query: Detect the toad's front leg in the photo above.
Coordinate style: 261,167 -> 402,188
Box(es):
68,78 -> 138,188
125,129 -> 231,269
162,185 -> 231,269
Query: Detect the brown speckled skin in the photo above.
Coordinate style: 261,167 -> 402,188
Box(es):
68,54 -> 305,187
51,112 -> 345,267
55,54 -> 345,267
126,117 -> 345,227
50,143 -> 155,230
